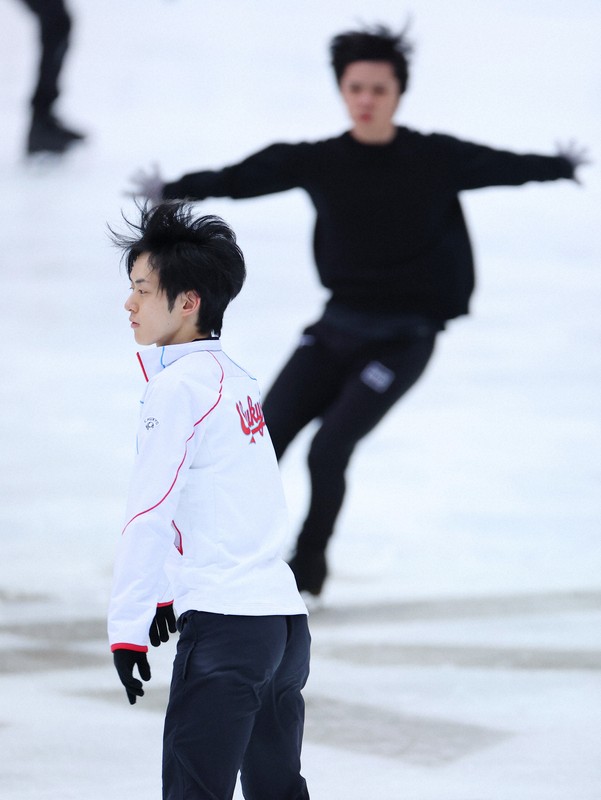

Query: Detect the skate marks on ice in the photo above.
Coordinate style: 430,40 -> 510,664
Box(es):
86,689 -> 509,766
85,688 -> 508,767
312,641 -> 601,671
1,590 -> 600,765
0,617 -> 107,674
308,589 -> 601,626
1,589 -> 599,678
304,695 -> 509,764
301,589 -> 601,763
0,646 -> 105,675
308,590 -> 601,672
0,589 -> 52,604
87,686 -> 171,715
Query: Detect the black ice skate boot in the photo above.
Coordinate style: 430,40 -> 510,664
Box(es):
27,112 -> 86,155
289,548 -> 328,596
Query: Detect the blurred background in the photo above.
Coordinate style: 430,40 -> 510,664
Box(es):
0,1 -> 600,798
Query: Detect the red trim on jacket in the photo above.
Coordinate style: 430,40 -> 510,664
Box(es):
121,360 -> 224,536
136,351 -> 149,383
111,643 -> 148,653
172,520 -> 184,555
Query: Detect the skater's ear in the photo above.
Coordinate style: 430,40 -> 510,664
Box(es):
181,290 -> 201,315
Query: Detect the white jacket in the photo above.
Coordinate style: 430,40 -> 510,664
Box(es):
108,340 -> 306,651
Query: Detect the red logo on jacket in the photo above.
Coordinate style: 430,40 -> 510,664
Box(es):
236,396 -> 266,443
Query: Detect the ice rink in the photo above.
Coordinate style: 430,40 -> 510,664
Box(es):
1,1 -> 600,797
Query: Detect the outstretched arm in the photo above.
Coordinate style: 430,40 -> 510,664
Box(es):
437,132 -> 590,190
127,143 -> 308,205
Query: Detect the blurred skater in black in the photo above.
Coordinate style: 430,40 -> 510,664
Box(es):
18,0 -> 85,155
129,25 -> 589,598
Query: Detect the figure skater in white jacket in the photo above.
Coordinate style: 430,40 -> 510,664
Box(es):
108,202 -> 310,800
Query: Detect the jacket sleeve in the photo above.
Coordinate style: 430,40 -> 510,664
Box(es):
432,133 -> 574,191
107,375 -> 213,650
162,142 -> 308,201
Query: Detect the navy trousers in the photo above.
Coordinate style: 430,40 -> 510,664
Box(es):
163,611 -> 311,800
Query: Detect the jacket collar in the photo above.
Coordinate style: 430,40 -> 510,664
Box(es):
136,339 -> 222,382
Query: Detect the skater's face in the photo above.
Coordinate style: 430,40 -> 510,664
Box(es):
339,60 -> 401,144
124,253 -> 201,346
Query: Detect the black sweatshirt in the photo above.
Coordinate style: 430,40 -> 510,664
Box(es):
163,127 -> 573,322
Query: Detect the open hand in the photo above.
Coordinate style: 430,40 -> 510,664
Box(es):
556,140 -> 592,183
127,162 -> 165,205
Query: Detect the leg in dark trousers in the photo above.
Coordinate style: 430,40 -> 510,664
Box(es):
263,331 -> 349,461
264,326 -> 437,594
298,334 -> 436,552
163,612 -> 310,800
240,615 -> 311,800
18,0 -> 85,153
19,0 -> 72,115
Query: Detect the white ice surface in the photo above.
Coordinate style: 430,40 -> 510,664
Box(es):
0,1 -> 600,798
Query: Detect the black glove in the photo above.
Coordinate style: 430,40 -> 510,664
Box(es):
113,649 -> 151,705
149,602 -> 178,647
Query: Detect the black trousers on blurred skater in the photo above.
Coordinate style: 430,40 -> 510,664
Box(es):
263,306 -> 441,596
18,0 -> 84,153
